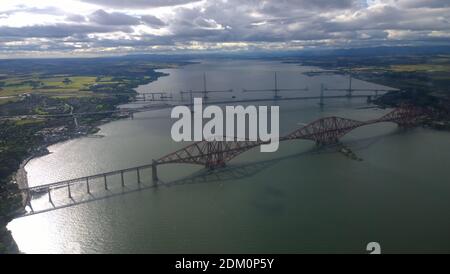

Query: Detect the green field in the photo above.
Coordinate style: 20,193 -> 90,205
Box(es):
0,97 -> 18,105
14,119 -> 45,126
0,57 -> 182,102
0,73 -> 160,98
389,64 -> 450,73
0,76 -> 103,97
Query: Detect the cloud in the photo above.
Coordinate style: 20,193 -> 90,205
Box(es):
396,0 -> 450,9
89,9 -> 140,25
66,14 -> 87,22
141,15 -> 166,28
78,0 -> 201,8
0,0 -> 449,57
0,6 -> 63,16
0,24 -> 133,38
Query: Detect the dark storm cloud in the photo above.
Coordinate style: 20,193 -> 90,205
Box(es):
78,0 -> 201,8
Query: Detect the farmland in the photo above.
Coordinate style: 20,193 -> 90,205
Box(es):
0,56 -> 189,252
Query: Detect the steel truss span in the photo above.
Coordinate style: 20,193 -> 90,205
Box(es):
20,105 -> 427,216
157,105 -> 427,169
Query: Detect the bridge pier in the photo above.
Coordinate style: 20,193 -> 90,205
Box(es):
316,138 -> 340,147
25,190 -> 34,213
397,121 -> 419,129
137,168 -> 141,184
86,178 -> 90,194
48,188 -> 52,203
205,161 -> 226,170
152,160 -> 158,183
73,116 -> 79,129
67,183 -> 72,199
27,199 -> 34,213
121,171 -> 125,187
104,174 -> 108,190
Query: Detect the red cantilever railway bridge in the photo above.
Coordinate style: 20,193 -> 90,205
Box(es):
22,105 -> 426,216
155,105 -> 426,171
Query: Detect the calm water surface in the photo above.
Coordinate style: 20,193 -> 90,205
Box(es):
8,60 -> 450,253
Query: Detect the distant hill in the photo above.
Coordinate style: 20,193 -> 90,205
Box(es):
306,46 -> 450,57
124,46 -> 450,60
2,45 -> 450,63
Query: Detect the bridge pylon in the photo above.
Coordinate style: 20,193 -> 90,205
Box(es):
152,160 -> 159,183
319,84 -> 325,107
205,141 -> 227,169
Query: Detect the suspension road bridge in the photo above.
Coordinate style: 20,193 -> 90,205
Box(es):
0,94 -> 382,121
19,105 -> 427,216
2,71 -> 393,121
0,104 -> 172,121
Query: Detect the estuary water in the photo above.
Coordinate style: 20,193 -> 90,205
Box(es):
8,60 -> 450,254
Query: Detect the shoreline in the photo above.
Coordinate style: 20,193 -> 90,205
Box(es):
10,66 -> 175,193
1,67 -> 175,254
13,122 -> 105,191
2,108 -> 130,254
12,99 -> 141,194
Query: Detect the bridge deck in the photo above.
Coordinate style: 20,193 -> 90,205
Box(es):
1,94 -> 375,119
18,105 -> 426,217
26,163 -> 156,192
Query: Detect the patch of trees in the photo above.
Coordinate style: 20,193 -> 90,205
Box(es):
0,121 -> 43,220
63,78 -> 72,85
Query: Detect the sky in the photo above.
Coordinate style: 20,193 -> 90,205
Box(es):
0,0 -> 449,58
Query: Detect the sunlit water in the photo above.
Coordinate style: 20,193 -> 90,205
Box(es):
8,60 -> 450,254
